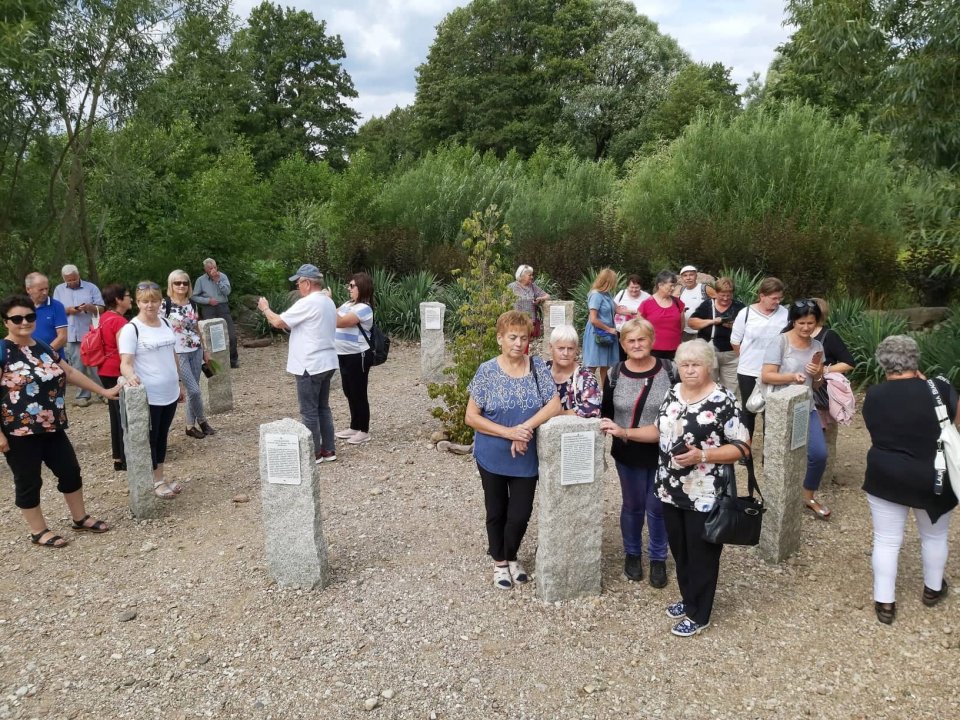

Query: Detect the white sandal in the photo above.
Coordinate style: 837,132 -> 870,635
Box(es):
508,561 -> 529,584
493,565 -> 513,590
154,481 -> 176,500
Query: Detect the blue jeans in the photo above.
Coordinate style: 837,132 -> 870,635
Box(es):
615,461 -> 668,560
804,409 -> 828,491
64,340 -> 101,399
295,370 -> 336,455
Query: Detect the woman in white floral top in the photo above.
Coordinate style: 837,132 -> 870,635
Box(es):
601,339 -> 750,638
166,270 -> 214,440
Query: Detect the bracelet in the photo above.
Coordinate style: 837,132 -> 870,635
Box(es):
700,449 -> 707,463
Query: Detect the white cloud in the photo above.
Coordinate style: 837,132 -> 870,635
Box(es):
231,1 -> 792,120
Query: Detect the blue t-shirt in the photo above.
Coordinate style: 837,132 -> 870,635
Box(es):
32,298 -> 67,346
468,356 -> 555,477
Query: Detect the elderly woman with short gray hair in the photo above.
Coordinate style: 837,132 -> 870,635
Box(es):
862,335 -> 956,625
508,265 -> 549,337
546,325 -> 600,418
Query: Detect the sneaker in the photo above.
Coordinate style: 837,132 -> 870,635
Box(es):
185,426 -> 205,439
922,579 -> 949,607
665,601 -> 687,620
508,561 -> 529,584
315,450 -> 337,464
671,618 -> 709,637
347,431 -> 371,445
624,553 -> 643,582
199,421 -> 216,436
649,560 -> 668,589
74,398 -> 91,408
493,565 -> 513,590
335,428 -> 359,439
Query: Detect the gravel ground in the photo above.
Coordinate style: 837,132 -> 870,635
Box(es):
0,341 -> 957,719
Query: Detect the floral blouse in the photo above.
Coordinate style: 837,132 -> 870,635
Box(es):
546,361 -> 601,418
1,341 -> 67,436
654,384 -> 749,512
165,300 -> 202,353
508,281 -> 547,318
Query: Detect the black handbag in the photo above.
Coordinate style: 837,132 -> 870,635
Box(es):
702,439 -> 765,546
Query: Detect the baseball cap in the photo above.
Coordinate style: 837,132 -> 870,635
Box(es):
680,265 -> 698,274
289,264 -> 323,281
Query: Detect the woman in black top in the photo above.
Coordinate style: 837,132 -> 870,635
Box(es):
688,276 -> 744,395
862,335 -> 956,624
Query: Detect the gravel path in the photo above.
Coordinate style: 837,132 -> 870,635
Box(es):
0,341 -> 957,719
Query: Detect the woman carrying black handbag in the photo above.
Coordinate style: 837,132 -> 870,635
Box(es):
601,339 -> 751,638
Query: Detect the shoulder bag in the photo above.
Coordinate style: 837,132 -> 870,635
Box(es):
702,439 -> 765,546
927,378 -> 960,499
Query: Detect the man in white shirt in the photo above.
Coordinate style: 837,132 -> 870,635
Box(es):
53,264 -> 105,406
674,265 -> 716,342
258,264 -> 339,463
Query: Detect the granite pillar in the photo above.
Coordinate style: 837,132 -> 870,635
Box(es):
199,318 -> 234,415
120,385 -> 162,519
259,418 -> 330,590
759,385 -> 811,563
419,302 -> 446,383
535,417 -> 604,601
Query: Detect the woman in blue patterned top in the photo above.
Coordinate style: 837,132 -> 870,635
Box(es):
466,310 -> 561,590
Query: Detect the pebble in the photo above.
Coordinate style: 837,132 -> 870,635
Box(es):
233,494 -> 250,503
370,488 -> 383,496
363,697 -> 380,711
140,541 -> 158,553
118,610 -> 137,622
381,689 -> 395,699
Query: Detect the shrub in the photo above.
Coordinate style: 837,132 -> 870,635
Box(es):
374,269 -> 442,341
428,206 -> 514,444
914,308 -> 960,389
834,311 -> 909,388
718,267 -> 763,306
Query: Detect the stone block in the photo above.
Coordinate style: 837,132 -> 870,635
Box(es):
120,385 -> 162,519
419,302 -> 447,383
199,318 -> 234,415
759,385 -> 810,563
259,418 -> 330,590
535,416 -> 604,602
540,301 -> 575,360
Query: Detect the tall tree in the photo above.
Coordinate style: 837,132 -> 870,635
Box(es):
234,1 -> 359,171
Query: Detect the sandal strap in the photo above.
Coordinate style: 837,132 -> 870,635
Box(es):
72,514 -> 91,527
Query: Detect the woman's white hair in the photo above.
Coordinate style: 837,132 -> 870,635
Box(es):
549,324 -> 579,347
675,338 -> 717,369
515,264 -> 533,281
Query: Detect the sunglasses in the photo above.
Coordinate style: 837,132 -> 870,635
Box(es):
137,282 -> 160,290
5,312 -> 37,325
172,281 -> 190,286
793,299 -> 817,310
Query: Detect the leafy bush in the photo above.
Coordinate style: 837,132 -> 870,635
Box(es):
914,308 -> 960,389
718,267 -> 763,306
834,311 -> 908,388
254,290 -> 297,337
374,269 -> 442,341
428,206 -> 514,444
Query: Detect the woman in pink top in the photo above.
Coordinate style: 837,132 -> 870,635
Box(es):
639,270 -> 685,360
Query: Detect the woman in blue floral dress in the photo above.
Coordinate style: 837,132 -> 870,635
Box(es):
466,311 -> 561,590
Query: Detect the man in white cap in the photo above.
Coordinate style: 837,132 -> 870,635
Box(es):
53,264 -> 104,406
674,265 -> 715,342
257,264 -> 339,464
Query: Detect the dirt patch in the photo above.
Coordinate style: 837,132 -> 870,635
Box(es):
0,341 -> 957,719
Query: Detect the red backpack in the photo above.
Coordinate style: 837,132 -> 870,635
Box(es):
79,322 -> 108,368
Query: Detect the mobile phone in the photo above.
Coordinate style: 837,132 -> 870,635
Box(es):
669,439 -> 688,456
811,351 -> 823,365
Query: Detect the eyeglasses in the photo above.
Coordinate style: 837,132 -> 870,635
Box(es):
347,282 -> 357,288
172,280 -> 190,286
137,282 -> 160,290
793,299 -> 817,310
4,312 -> 37,325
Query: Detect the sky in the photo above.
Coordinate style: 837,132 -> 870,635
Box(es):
233,0 -> 793,122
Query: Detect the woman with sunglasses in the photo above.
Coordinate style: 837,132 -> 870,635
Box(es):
118,281 -> 185,499
761,299 -> 830,518
1,294 -> 119,548
98,283 -> 132,471
335,272 -> 374,445
166,270 -> 215,440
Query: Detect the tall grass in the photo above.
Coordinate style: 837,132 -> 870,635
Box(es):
374,269 -> 442,340
914,308 -> 960,389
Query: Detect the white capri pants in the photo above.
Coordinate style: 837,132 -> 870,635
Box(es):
867,493 -> 951,603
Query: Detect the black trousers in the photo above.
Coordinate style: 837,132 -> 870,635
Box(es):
737,373 -> 759,437
99,375 -> 125,463
338,351 -> 371,433
477,464 -> 537,562
4,430 -> 82,509
662,503 -> 724,625
148,402 -> 178,469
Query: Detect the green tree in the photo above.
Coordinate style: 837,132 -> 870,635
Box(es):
351,105 -> 420,176
234,1 -> 359,172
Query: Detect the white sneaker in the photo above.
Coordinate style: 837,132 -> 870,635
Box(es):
335,428 -> 358,439
347,431 -> 371,445
508,561 -> 529,584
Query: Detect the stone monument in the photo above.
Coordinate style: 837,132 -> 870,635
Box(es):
120,385 -> 162,519
199,318 -> 234,415
535,416 -> 604,602
259,418 -> 331,590
539,300 -> 575,359
419,301 -> 446,382
759,384 -> 810,563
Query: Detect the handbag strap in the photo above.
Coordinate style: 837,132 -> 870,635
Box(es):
529,356 -> 542,401
926,379 -> 949,495
726,438 -> 763,502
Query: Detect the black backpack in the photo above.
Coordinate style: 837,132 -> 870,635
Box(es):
359,323 -> 390,366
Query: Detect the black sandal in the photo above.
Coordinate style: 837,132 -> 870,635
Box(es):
875,601 -> 896,625
30,529 -> 68,548
922,579 -> 949,607
72,515 -> 110,533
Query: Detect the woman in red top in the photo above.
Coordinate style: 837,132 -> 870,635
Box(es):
97,284 -> 132,471
639,270 -> 685,360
